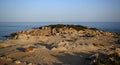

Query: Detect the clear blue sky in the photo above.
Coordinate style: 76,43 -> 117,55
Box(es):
0,0 -> 120,22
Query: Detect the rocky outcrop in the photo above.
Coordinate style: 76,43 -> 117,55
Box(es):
1,24 -> 120,65
9,24 -> 118,39
90,48 -> 120,65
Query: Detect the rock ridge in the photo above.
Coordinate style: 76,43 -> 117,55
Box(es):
9,24 -> 118,39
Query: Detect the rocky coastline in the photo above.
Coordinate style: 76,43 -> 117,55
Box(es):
0,24 -> 120,65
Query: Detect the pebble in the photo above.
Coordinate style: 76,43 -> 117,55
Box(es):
0,55 -> 12,60
0,57 -> 4,59
23,62 -> 27,65
27,63 -> 33,65
14,60 -> 21,64
6,58 -> 12,61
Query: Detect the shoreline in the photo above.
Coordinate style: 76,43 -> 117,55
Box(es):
0,24 -> 120,65
0,22 -> 120,40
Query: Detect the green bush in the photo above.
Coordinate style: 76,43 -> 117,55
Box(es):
49,24 -> 88,31
74,37 -> 80,41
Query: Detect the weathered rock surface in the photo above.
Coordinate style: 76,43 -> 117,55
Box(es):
0,24 -> 120,65
9,24 -> 119,40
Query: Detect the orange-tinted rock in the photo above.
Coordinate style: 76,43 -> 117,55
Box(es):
24,47 -> 35,52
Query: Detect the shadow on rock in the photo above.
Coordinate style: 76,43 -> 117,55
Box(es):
34,43 -> 54,49
52,52 -> 93,65
16,47 -> 25,52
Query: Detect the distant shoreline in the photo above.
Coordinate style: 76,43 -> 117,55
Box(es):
0,22 -> 120,40
0,24 -> 120,65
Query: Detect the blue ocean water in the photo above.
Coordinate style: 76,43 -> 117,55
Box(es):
0,22 -> 120,40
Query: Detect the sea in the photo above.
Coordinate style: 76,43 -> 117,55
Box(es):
0,22 -> 120,40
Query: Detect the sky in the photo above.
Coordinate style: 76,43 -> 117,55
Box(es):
0,0 -> 120,22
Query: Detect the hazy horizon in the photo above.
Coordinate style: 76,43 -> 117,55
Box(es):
0,0 -> 120,22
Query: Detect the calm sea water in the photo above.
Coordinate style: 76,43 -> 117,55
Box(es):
0,22 -> 120,40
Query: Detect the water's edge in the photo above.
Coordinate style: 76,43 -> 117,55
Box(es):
0,22 -> 120,40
